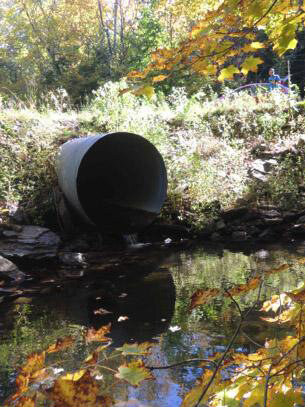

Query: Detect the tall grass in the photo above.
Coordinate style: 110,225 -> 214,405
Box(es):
0,80 -> 304,230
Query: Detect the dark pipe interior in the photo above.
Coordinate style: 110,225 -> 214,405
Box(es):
77,133 -> 167,233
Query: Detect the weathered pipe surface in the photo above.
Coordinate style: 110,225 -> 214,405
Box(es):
56,133 -> 167,233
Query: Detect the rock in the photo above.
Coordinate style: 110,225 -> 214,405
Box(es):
211,232 -> 222,242
258,228 -> 277,241
249,159 -> 278,182
289,224 -> 305,236
0,225 -> 61,260
231,231 -> 249,241
221,207 -> 249,220
251,159 -> 277,173
258,209 -> 281,218
282,211 -> 298,222
0,255 -> 26,283
249,170 -> 268,182
254,249 -> 270,260
215,220 -> 226,230
246,226 -> 260,236
297,215 -> 305,224
240,209 -> 260,222
263,217 -> 283,225
59,252 -> 87,267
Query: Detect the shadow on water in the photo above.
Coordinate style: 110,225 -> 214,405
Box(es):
0,250 -> 176,402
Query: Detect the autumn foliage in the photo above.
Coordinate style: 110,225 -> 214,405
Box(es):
125,0 -> 305,97
4,258 -> 305,406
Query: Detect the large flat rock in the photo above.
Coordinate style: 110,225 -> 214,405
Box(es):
0,225 -> 61,260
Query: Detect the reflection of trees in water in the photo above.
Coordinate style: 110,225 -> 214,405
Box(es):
0,254 -> 176,402
170,246 -> 305,333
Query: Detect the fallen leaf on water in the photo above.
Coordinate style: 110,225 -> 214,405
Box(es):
47,336 -> 75,353
47,370 -> 113,406
93,308 -> 112,315
85,323 -> 112,343
21,351 -> 46,376
118,316 -> 129,322
13,396 -> 35,407
115,360 -> 154,386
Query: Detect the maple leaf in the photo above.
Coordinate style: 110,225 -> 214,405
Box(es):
115,360 -> 154,386
46,336 -> 74,353
241,56 -> 263,75
21,351 -> 45,376
116,342 -> 153,356
181,370 -> 215,406
218,65 -> 240,81
13,397 -> 35,407
85,323 -> 112,343
47,370 -> 112,406
243,383 -> 265,407
268,389 -> 303,407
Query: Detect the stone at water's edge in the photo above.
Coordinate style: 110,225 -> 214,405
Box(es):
0,255 -> 26,282
0,225 -> 61,260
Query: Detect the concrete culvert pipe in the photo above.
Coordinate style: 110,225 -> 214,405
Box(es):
56,133 -> 167,233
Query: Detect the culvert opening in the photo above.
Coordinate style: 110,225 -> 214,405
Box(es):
75,133 -> 167,233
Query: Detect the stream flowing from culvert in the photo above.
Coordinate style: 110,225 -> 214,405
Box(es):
1,242 -> 305,405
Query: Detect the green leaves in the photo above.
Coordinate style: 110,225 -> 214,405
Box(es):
241,56 -> 264,75
116,342 -> 153,356
218,65 -> 240,81
115,360 -> 154,386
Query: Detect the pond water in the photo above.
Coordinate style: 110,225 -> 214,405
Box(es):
1,242 -> 305,405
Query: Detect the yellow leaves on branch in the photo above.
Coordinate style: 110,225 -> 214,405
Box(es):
218,64 -> 240,81
127,0 -> 304,88
241,56 -> 264,75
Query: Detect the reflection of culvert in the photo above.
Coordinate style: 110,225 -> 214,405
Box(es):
88,269 -> 176,346
56,133 -> 167,233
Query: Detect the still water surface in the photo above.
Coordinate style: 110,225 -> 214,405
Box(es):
1,242 -> 305,405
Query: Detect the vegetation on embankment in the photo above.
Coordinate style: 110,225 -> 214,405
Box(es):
0,82 -> 305,234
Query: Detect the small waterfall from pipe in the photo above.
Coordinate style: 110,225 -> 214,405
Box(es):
123,233 -> 138,246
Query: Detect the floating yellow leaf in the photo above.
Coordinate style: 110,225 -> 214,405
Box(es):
47,336 -> 74,353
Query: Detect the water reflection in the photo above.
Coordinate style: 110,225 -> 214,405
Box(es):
1,243 -> 305,405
